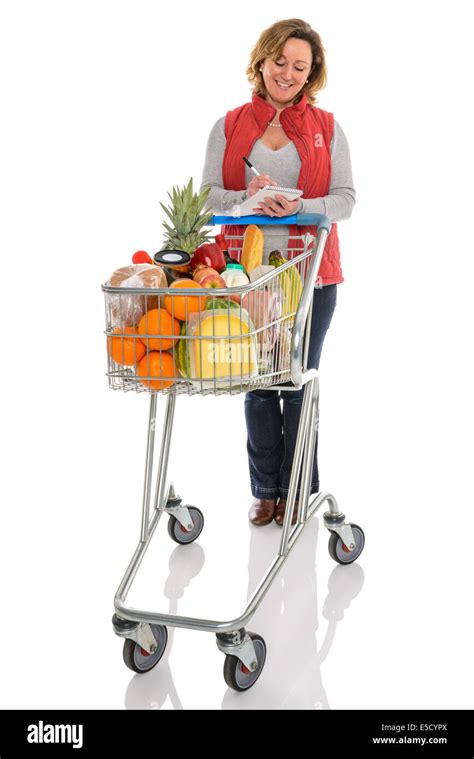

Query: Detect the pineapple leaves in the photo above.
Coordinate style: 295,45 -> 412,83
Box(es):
160,178 -> 213,253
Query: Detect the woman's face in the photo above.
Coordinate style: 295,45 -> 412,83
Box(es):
260,38 -> 312,107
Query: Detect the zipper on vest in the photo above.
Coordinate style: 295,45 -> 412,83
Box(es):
293,123 -> 310,189
288,122 -> 312,254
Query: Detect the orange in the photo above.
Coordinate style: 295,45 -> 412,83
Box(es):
137,351 -> 176,390
138,308 -> 180,350
108,326 -> 146,366
164,279 -> 207,321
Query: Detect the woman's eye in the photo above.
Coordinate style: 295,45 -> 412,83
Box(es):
275,61 -> 305,72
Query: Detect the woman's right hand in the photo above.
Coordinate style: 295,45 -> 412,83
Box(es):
247,174 -> 277,197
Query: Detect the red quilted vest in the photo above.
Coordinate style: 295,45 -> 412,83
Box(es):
221,92 -> 343,285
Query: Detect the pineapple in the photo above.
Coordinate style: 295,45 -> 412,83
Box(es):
160,179 -> 213,254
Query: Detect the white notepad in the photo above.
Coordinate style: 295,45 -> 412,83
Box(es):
230,186 -> 303,218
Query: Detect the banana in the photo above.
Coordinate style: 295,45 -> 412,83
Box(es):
269,249 -> 303,318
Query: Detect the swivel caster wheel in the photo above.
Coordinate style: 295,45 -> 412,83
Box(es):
167,507 -> 204,545
123,625 -> 168,673
223,632 -> 266,692
328,523 -> 365,565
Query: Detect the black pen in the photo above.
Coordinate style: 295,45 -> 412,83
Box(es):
242,156 -> 261,177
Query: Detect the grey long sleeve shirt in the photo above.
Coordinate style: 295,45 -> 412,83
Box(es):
200,115 -> 356,260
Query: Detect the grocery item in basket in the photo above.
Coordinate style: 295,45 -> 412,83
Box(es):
205,298 -> 240,311
160,179 -> 213,254
241,288 -> 282,351
215,233 -> 240,266
193,266 -> 217,284
132,250 -> 153,264
193,267 -> 227,289
220,262 -> 250,304
108,263 -> 167,288
176,322 -> 191,379
190,242 -> 226,273
268,250 -> 303,318
249,265 -> 275,282
107,264 -> 168,327
220,262 -> 250,288
138,308 -> 180,351
241,225 -> 264,273
275,325 -> 292,373
177,301 -> 242,376
137,350 -> 176,390
164,279 -> 207,321
187,309 -> 257,384
162,266 -> 192,285
153,249 -> 191,268
107,326 -> 146,366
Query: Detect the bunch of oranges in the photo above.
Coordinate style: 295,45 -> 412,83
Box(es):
107,279 -> 206,390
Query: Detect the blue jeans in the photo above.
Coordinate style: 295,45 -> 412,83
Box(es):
245,284 -> 337,499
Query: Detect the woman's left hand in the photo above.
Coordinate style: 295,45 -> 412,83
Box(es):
253,194 -> 302,217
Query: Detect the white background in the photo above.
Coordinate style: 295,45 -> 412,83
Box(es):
1,0 -> 473,710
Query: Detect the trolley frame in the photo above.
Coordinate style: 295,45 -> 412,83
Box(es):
106,213 -> 359,678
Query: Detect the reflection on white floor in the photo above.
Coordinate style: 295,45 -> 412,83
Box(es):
123,518 -> 365,710
124,543 -> 205,711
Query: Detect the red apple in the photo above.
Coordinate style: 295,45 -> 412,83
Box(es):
193,266 -> 219,285
199,272 -> 227,289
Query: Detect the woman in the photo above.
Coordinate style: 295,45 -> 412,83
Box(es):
200,18 -> 356,526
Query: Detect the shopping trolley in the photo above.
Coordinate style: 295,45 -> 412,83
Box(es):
102,213 -> 365,691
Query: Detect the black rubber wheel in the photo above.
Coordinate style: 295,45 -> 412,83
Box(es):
123,625 -> 168,673
167,507 -> 204,545
328,523 -> 365,565
223,632 -> 266,692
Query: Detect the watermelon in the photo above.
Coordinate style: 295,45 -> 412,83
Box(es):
176,322 -> 191,379
205,297 -> 240,311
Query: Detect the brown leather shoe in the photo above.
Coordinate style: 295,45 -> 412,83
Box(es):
274,499 -> 298,526
248,498 -> 277,526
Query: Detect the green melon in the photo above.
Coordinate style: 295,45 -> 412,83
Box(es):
178,301 -> 240,378
205,298 -> 240,311
176,322 -> 191,379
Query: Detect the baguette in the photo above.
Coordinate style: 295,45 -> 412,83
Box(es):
241,225 -> 264,273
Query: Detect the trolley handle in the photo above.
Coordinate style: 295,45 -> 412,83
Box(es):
210,213 -> 332,233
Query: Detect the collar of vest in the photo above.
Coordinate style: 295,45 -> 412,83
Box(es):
251,92 -> 309,128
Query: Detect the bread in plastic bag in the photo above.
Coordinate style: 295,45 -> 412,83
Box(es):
107,264 -> 168,327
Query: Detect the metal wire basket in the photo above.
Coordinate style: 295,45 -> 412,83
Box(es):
102,231 -> 319,396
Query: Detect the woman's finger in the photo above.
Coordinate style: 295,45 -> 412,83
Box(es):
257,200 -> 278,216
257,196 -> 299,217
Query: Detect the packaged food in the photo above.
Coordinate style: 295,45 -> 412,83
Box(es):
107,264 -> 168,327
241,287 -> 282,352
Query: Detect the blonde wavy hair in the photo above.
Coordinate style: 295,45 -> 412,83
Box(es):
246,18 -> 327,106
